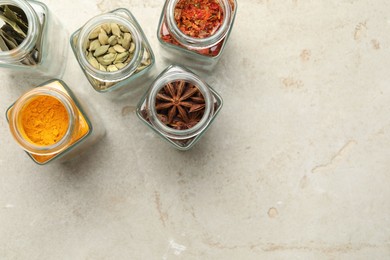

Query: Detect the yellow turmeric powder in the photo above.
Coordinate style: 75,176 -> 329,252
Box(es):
21,95 -> 69,146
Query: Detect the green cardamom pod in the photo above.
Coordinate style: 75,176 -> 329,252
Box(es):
115,63 -> 126,70
122,33 -> 131,49
107,35 -> 117,46
98,53 -> 117,66
88,55 -> 100,69
119,25 -> 129,33
98,30 -> 109,45
107,65 -> 118,72
113,44 -> 126,53
89,27 -> 101,39
111,23 -> 121,37
88,39 -> 101,51
114,51 -> 129,64
101,23 -> 111,34
129,42 -> 136,53
136,65 -> 147,72
108,47 -> 116,54
99,64 -> 107,71
94,45 -> 109,57
125,53 -> 134,64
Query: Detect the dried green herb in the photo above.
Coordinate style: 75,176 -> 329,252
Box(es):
0,5 -> 39,65
155,80 -> 206,130
0,5 -> 27,49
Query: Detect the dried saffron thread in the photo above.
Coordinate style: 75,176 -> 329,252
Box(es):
161,0 -> 235,57
174,0 -> 224,38
21,96 -> 69,146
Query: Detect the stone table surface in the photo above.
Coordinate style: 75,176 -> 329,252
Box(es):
1,0 -> 390,259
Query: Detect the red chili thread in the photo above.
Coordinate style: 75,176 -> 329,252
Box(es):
161,0 -> 235,57
174,0 -> 224,38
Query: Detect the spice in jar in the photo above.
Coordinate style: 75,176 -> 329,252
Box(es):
20,95 -> 69,146
174,0 -> 223,38
137,65 -> 223,150
85,22 -> 145,72
0,4 -> 39,65
70,8 -> 156,94
155,80 -> 206,130
159,0 -> 236,57
7,79 -> 105,165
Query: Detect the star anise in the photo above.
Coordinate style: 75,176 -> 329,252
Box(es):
155,80 -> 205,129
171,111 -> 204,130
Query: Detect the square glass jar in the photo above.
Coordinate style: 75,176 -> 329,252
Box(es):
6,79 -> 105,165
70,8 -> 155,98
0,0 -> 68,78
136,65 -> 223,150
157,0 -> 237,71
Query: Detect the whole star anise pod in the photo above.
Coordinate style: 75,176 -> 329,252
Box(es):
171,111 -> 204,130
155,80 -> 205,129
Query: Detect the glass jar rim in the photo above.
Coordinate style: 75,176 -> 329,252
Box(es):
0,0 -> 40,62
9,86 -> 78,155
146,68 -> 215,140
76,13 -> 142,82
165,0 -> 231,49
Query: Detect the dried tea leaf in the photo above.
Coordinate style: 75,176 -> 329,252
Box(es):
0,29 -> 18,49
1,24 -> 24,44
3,6 -> 28,33
0,14 -> 26,37
0,35 -> 9,51
7,5 -> 28,24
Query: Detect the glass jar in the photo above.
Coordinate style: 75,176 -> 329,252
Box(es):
70,8 -> 155,98
157,0 -> 237,71
6,79 -> 105,165
137,65 -> 223,150
0,0 -> 68,78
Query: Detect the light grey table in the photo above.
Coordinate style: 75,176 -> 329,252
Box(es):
1,0 -> 390,259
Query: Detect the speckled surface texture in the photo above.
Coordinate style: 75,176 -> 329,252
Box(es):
1,0 -> 390,259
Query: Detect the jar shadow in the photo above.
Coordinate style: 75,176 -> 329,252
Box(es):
4,71 -> 52,96
58,134 -> 109,178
